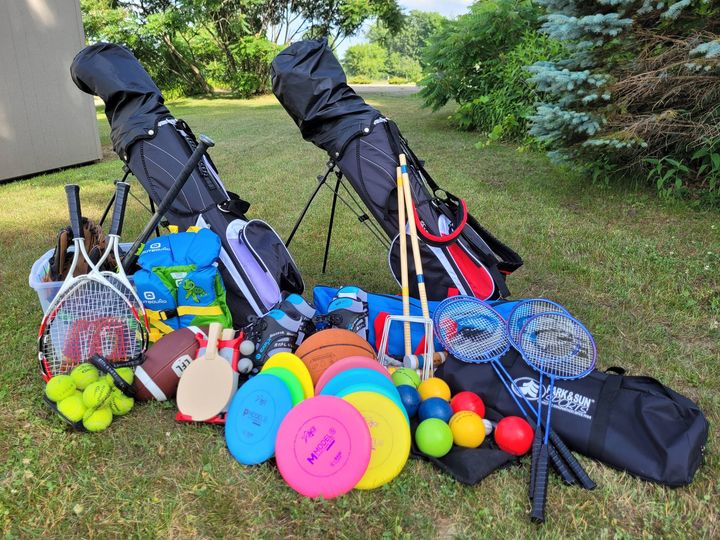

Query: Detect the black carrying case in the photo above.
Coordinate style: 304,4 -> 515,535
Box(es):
436,351 -> 708,487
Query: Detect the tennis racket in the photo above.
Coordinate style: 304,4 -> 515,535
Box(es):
518,312 -> 596,523
433,297 -> 577,486
38,185 -> 147,380
507,299 -> 571,498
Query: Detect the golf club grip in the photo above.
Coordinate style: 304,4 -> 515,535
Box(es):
548,430 -> 596,490
528,427 -> 542,499
122,135 -> 214,272
530,444 -> 549,523
65,184 -> 82,239
110,182 -> 130,236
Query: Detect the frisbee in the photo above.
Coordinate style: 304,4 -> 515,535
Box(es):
275,396 -> 371,499
343,391 -> 411,490
318,368 -> 398,400
334,383 -> 409,426
260,367 -> 305,406
315,356 -> 392,394
262,352 -> 314,399
225,374 -> 293,465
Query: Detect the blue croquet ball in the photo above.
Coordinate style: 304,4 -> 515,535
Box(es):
418,397 -> 453,423
397,384 -> 421,417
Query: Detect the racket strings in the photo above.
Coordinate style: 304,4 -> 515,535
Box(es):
517,314 -> 596,379
435,300 -> 509,361
41,279 -> 144,375
507,299 -> 568,345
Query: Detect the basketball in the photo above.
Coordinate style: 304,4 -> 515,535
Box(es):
133,327 -> 205,401
295,329 -> 376,384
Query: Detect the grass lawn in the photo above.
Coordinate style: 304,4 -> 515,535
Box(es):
1,92 -> 718,539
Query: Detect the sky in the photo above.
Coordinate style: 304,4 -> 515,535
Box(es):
335,0 -> 474,57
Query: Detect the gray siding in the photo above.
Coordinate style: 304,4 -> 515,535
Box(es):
0,0 -> 101,181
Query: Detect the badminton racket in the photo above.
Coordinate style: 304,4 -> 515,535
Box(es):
433,297 -> 578,486
518,312 -> 596,523
38,185 -> 147,380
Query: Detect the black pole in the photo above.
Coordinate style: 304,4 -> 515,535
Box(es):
122,135 -> 214,272
285,163 -> 334,248
321,172 -> 342,274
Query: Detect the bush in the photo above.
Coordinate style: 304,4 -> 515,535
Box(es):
388,77 -> 414,84
386,52 -> 422,81
420,0 -> 561,142
348,76 -> 373,84
344,43 -> 388,80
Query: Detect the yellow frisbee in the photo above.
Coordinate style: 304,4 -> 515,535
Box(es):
343,391 -> 411,490
261,352 -> 315,399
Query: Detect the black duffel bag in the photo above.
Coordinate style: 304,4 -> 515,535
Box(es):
436,350 -> 708,487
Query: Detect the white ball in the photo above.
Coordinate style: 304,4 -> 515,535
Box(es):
239,340 -> 255,356
482,419 -> 494,435
236,358 -> 254,374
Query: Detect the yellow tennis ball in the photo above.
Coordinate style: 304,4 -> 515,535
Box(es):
45,375 -> 77,403
57,394 -> 87,423
109,389 -> 135,416
418,377 -> 451,402
70,363 -> 99,390
82,381 -> 112,409
82,407 -> 113,432
449,411 -> 486,448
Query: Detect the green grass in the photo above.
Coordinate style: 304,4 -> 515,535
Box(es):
1,94 -> 718,539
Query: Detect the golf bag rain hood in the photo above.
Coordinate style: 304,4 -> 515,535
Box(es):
71,43 -> 304,325
272,39 -> 522,300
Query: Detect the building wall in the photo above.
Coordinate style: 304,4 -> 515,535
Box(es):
0,0 -> 101,181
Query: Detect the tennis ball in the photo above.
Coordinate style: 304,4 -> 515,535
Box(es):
45,375 -> 76,403
104,367 -> 134,388
57,394 -> 87,423
82,407 -> 113,432
82,380 -> 112,409
418,377 -> 451,401
391,368 -> 420,388
109,389 -> 134,416
70,363 -> 99,390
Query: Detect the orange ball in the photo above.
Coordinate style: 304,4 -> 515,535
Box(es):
417,377 -> 451,401
449,411 -> 486,448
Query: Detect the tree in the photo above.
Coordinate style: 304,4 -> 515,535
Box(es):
343,43 -> 388,79
367,9 -> 444,68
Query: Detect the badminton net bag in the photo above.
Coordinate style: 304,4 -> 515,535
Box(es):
70,42 -> 304,324
437,349 -> 708,487
271,38 -> 522,301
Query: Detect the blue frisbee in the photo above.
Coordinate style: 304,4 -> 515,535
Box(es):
319,368 -> 399,400
225,374 -> 293,465
334,382 -> 410,425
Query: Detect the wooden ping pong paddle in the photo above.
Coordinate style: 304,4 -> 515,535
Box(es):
176,323 -> 235,421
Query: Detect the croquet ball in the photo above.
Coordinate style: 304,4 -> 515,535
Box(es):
494,416 -> 534,456
415,418 -> 453,458
417,377 -> 451,401
391,368 -> 420,388
450,391 -> 485,418
449,411 -> 485,448
418,397 -> 453,423
396,385 -> 421,417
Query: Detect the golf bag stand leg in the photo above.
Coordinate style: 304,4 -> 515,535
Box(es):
321,171 -> 343,274
286,161 -> 336,248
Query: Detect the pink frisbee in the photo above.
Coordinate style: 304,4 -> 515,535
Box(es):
275,395 -> 371,499
315,356 -> 392,394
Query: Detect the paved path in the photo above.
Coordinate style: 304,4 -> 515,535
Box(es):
353,84 -> 420,96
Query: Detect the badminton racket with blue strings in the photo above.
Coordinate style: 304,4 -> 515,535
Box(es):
518,312 -> 597,523
434,297 -> 587,488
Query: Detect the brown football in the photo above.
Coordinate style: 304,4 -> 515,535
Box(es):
134,326 -> 206,401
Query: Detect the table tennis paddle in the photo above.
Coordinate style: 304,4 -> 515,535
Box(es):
176,323 -> 235,421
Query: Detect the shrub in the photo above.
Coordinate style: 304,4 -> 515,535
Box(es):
343,43 -> 388,80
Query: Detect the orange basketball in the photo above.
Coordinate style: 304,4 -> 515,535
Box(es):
295,329 -> 376,384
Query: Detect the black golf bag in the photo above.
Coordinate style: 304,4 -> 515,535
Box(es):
71,43 -> 304,325
271,39 -> 522,301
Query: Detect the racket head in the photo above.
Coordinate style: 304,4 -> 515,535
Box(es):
176,357 -> 235,421
433,296 -> 509,363
38,276 -> 148,378
507,299 -> 569,350
517,312 -> 596,380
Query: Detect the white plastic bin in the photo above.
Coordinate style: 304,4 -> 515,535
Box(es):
29,244 -> 135,314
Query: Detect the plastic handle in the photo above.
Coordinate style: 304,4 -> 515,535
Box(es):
110,182 -> 130,236
65,184 -> 82,239
530,444 -> 549,523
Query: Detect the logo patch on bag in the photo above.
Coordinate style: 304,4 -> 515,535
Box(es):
512,377 -> 595,420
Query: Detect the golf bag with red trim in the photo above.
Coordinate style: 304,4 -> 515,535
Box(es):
70,43 -> 304,325
271,39 -> 522,300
